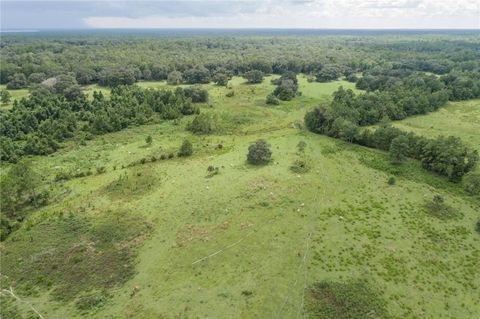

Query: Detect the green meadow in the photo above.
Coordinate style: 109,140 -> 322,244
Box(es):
2,77 -> 479,319
392,99 -> 480,173
392,99 -> 480,152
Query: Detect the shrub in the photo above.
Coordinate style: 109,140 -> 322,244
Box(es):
213,73 -> 229,86
167,70 -> 182,85
266,94 -> 279,105
160,154 -> 167,160
425,194 -> 458,219
433,194 -> 444,206
75,292 -> 108,312
297,141 -> 307,153
184,86 -> 209,103
178,140 -> 193,157
247,139 -> 272,165
306,280 -> 388,319
206,165 -> 220,177
290,158 -> 310,173
463,172 -> 480,195
145,135 -> 152,145
168,152 -> 175,159
241,290 -> 253,296
34,189 -> 50,207
243,70 -> 264,84
187,114 -> 216,135
226,90 -> 235,97
55,170 -> 73,182
388,176 -> 396,185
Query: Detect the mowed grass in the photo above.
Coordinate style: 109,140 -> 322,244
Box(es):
1,78 -> 479,319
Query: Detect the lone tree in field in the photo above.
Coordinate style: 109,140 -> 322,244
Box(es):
247,139 -> 272,165
178,139 -> 193,157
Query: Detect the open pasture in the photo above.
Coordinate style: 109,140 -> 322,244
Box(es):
2,78 -> 479,319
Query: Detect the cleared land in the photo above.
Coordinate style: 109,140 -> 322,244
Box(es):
2,78 -> 479,319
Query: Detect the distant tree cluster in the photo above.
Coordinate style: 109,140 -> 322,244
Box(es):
184,86 -> 209,103
355,68 -> 480,102
0,85 -> 202,162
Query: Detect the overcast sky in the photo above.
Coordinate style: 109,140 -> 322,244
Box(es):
1,0 -> 479,30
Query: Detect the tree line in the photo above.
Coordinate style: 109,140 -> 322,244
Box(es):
305,80 -> 479,182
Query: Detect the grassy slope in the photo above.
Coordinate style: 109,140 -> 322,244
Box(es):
2,77 -> 479,319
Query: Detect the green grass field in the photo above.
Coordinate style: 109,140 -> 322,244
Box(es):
2,78 -> 479,319
392,99 -> 480,151
392,99 -> 480,173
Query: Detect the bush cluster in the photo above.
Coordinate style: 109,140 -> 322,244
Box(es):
178,140 -> 193,157
247,139 -> 272,165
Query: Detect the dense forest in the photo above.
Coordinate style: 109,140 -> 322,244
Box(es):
2,32 -> 480,88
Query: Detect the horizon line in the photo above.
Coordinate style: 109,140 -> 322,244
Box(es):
2,27 -> 479,31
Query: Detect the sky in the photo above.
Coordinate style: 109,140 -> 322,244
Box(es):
1,0 -> 479,30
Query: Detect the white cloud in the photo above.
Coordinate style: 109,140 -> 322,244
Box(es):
82,0 -> 480,29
